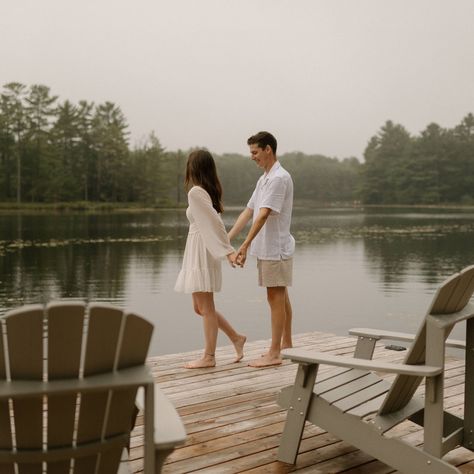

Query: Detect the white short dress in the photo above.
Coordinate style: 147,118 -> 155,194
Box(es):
174,186 -> 234,293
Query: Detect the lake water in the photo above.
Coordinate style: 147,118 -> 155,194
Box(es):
1,207 -> 474,356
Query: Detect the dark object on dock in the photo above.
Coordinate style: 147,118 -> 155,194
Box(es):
385,344 -> 407,351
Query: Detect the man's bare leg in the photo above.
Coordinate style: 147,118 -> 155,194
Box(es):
281,288 -> 293,349
249,286 -> 285,367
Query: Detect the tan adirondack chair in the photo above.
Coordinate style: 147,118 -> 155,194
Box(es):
278,264 -> 474,473
0,301 -> 186,474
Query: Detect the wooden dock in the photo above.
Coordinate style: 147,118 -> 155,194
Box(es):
129,332 -> 474,473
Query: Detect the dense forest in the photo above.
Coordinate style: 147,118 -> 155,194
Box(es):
1,82 -> 473,206
360,116 -> 474,205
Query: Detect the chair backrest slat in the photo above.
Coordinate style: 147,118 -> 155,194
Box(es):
100,313 -> 154,474
76,304 -> 125,474
451,268 -> 474,312
6,305 -> 43,379
0,322 -> 6,380
70,457 -> 98,474
0,325 -> 22,474
5,306 -> 44,474
379,265 -> 474,416
48,302 -> 85,379
118,312 -> 153,369
0,321 -> 13,465
430,267 -> 474,314
83,304 -> 124,377
99,312 -> 155,472
46,302 -> 86,474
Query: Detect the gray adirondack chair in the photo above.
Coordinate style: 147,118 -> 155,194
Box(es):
278,264 -> 474,473
0,301 -> 186,474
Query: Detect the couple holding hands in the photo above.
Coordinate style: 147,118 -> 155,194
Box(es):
174,131 -> 295,369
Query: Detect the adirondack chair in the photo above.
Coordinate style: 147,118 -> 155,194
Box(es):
277,264 -> 474,473
0,301 -> 186,474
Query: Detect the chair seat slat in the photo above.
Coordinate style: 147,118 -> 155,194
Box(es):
333,379 -> 391,412
321,373 -> 381,404
315,369 -> 368,394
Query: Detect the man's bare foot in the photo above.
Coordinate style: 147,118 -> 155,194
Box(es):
260,344 -> 291,356
248,353 -> 282,367
232,335 -> 247,362
184,354 -> 215,369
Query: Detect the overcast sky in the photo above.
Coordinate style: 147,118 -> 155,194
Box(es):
1,0 -> 473,159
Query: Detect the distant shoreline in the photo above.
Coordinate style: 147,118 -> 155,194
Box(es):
0,201 -> 474,214
0,202 -> 186,214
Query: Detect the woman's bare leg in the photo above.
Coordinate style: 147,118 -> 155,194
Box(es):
186,293 -> 246,366
185,292 -> 217,368
215,310 -> 246,362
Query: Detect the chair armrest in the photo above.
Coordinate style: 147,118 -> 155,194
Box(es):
136,386 -> 186,450
0,366 -> 154,400
281,349 -> 442,377
349,327 -> 465,350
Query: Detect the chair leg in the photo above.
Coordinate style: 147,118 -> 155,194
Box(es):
424,323 -> 446,457
277,363 -> 318,464
155,448 -> 175,473
353,336 -> 378,360
464,318 -> 474,451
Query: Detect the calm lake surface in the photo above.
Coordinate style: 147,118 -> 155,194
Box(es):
1,207 -> 474,356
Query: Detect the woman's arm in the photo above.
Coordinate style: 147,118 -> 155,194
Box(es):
188,187 -> 234,259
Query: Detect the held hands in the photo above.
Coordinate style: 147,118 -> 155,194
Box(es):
226,245 -> 247,268
235,243 -> 248,268
227,252 -> 237,268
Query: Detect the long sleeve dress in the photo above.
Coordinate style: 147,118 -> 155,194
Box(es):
174,186 -> 234,293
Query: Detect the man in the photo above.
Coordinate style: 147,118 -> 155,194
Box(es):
229,131 -> 295,367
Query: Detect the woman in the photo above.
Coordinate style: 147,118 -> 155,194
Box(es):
174,149 -> 246,368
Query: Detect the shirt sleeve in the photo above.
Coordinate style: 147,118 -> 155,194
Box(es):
247,187 -> 256,209
260,176 -> 287,213
188,186 -> 234,259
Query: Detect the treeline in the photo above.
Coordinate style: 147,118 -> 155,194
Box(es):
216,152 -> 360,205
0,82 -> 177,204
1,82 -> 473,207
361,116 -> 474,205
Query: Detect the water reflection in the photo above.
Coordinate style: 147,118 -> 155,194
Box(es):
361,209 -> 474,290
0,208 -> 473,355
0,211 -> 188,308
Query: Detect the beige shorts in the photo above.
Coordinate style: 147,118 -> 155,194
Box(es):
257,258 -> 293,287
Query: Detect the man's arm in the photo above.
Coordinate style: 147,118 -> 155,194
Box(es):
235,207 -> 272,267
228,207 -> 253,241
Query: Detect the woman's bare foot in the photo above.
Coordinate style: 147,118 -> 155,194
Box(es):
232,335 -> 247,362
184,354 -> 215,369
248,353 -> 282,367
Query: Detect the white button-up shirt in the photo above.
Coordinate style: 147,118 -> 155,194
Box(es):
247,161 -> 295,260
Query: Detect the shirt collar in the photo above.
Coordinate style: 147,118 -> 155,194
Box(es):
263,161 -> 280,179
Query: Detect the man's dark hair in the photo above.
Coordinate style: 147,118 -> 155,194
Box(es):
247,131 -> 277,155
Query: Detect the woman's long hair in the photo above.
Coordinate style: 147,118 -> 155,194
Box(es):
185,149 -> 224,213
